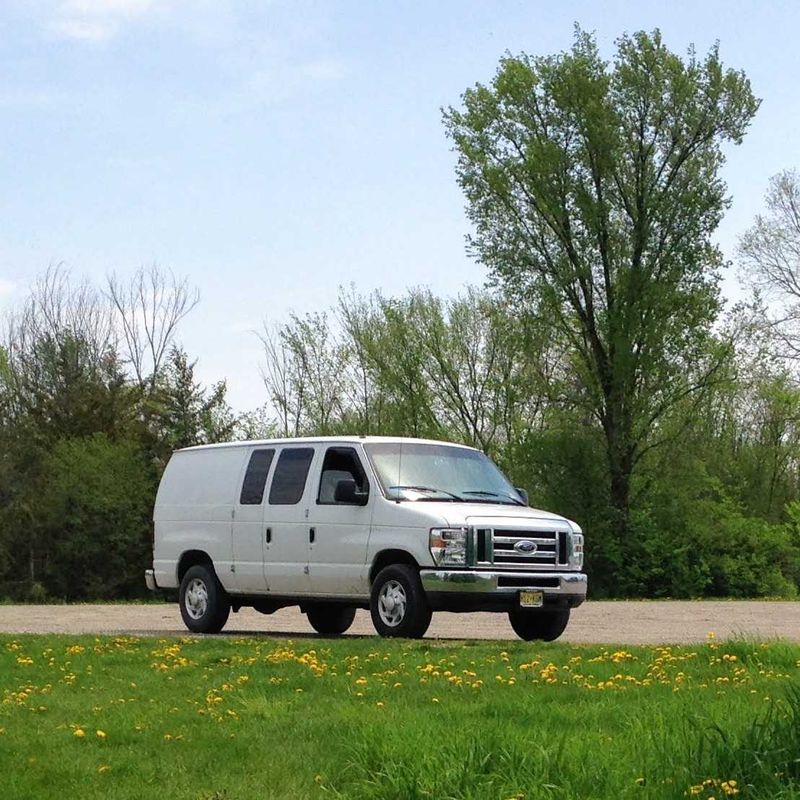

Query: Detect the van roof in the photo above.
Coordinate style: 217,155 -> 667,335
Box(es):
177,436 -> 480,453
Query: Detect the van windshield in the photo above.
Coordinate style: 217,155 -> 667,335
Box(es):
363,442 -> 523,505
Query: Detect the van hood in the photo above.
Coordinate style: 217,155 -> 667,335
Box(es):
401,501 -> 576,530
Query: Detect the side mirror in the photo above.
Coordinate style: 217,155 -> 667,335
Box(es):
515,487 -> 529,506
334,478 -> 369,506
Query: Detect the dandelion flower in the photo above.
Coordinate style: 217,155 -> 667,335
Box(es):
96,730 -> 107,740
73,729 -> 85,738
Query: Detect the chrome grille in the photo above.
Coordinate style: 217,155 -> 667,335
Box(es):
475,527 -> 565,569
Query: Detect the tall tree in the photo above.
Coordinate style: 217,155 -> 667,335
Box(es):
152,346 -> 236,455
444,29 -> 758,536
739,170 -> 800,358
107,265 -> 199,395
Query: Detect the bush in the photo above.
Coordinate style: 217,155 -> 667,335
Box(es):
36,434 -> 155,599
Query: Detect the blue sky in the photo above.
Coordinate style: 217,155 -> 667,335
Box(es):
1,0 -> 799,410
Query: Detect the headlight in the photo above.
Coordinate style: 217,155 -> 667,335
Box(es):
429,527 -> 468,566
568,532 -> 584,569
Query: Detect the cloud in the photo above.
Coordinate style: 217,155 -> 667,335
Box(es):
48,0 -> 157,42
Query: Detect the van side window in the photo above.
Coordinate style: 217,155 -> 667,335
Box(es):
239,449 -> 275,505
269,448 -> 315,505
317,447 -> 369,504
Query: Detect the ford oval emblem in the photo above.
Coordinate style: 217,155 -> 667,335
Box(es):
514,540 -> 537,554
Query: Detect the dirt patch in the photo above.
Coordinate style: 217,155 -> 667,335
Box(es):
0,600 -> 797,643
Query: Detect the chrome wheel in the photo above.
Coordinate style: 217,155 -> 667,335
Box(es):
377,579 -> 406,627
184,577 -> 208,620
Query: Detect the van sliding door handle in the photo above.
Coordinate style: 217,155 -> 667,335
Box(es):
265,527 -> 272,543
309,527 -> 315,543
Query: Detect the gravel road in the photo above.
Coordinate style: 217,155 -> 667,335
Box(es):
0,601 -> 797,643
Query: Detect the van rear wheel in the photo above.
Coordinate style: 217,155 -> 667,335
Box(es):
370,564 -> 432,639
508,607 -> 570,641
306,604 -> 356,636
179,564 -> 231,634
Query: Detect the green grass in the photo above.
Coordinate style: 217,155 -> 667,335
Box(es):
1,634 -> 798,800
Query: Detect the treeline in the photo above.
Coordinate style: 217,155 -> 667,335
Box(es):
258,281 -> 800,599
2,29 -> 800,601
3,261 -> 799,601
0,267 -> 237,599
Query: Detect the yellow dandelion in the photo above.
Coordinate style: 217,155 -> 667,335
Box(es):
96,730 -> 107,740
97,765 -> 111,774
432,697 -> 440,704
73,728 -> 85,738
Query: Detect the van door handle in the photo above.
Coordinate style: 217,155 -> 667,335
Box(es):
309,527 -> 315,543
265,527 -> 272,543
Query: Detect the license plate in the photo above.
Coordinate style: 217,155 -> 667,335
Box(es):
519,590 -> 543,608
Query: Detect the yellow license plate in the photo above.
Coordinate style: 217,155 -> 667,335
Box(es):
519,590 -> 543,608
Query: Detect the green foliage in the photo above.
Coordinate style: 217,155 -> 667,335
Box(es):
681,684 -> 800,799
0,271 -> 235,600
36,435 -> 154,599
149,346 -> 237,459
2,635 -> 800,800
444,27 -> 759,539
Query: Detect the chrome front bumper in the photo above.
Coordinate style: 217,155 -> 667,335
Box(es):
420,570 -> 587,597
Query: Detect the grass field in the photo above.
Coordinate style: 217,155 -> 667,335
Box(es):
1,633 -> 799,800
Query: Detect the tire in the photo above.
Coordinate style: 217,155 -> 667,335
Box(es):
370,564 -> 432,639
508,607 -> 570,642
179,564 -> 231,634
306,604 -> 357,636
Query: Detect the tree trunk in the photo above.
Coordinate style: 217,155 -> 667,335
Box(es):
603,403 -> 634,536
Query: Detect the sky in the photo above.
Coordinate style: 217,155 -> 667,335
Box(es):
1,0 -> 799,411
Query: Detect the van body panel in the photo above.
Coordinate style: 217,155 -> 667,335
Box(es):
153,446 -> 248,589
366,499 -> 448,571
307,501 -> 374,596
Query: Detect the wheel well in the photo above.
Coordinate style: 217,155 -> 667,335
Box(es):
369,549 -> 419,585
177,550 -> 213,583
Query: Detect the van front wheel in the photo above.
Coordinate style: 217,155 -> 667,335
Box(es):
306,604 -> 356,636
179,564 -> 231,634
370,564 -> 432,639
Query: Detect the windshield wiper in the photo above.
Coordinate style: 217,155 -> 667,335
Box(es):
461,490 -> 524,506
388,485 -> 463,502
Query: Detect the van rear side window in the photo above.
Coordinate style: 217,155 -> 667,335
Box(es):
269,448 -> 315,505
239,449 -> 275,505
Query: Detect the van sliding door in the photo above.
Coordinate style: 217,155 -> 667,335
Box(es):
263,446 -> 318,594
230,448 -> 275,594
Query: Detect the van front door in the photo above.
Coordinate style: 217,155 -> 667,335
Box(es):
308,446 -> 372,596
263,446 -> 318,594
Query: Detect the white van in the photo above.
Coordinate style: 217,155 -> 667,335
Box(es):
146,436 -> 586,640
